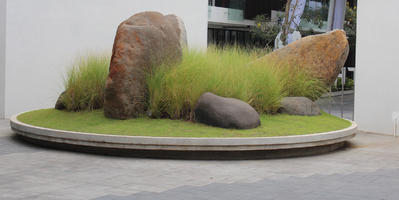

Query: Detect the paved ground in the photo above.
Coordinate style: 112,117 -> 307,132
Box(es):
1,117 -> 399,200
316,93 -> 354,120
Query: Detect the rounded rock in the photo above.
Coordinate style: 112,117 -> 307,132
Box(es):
194,92 -> 261,129
279,97 -> 321,116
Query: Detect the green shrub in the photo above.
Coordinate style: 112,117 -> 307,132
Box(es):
332,77 -> 354,91
61,55 -> 110,111
147,46 -> 327,120
58,47 -> 327,117
250,14 -> 280,48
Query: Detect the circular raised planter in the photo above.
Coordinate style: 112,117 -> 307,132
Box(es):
10,112 -> 357,159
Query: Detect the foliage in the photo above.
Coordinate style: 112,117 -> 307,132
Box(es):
242,45 -> 272,57
301,2 -> 329,29
61,55 -> 110,111
250,14 -> 281,48
147,46 -> 328,120
332,77 -> 354,91
344,3 -> 357,37
344,2 -> 357,55
56,48 -> 328,118
18,109 -> 352,138
147,46 -> 282,120
279,65 -> 328,101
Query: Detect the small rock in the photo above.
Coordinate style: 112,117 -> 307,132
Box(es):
55,91 -> 66,110
279,97 -> 321,116
194,92 -> 261,129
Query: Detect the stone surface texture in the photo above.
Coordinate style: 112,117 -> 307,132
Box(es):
165,14 -> 187,48
104,11 -> 186,119
279,97 -> 321,116
260,30 -> 349,85
194,92 -> 260,129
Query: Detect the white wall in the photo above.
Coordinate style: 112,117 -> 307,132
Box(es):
355,0 -> 399,135
4,0 -> 208,117
0,0 -> 5,118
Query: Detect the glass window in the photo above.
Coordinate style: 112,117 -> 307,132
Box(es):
214,0 -> 245,9
215,0 -> 230,8
299,0 -> 330,32
229,0 -> 245,10
209,0 -> 214,6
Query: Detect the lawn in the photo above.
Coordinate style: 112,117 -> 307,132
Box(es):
17,109 -> 352,138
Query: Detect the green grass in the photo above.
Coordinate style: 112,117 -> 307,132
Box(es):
57,47 -> 327,119
18,109 -> 352,138
147,46 -> 327,120
60,54 -> 110,111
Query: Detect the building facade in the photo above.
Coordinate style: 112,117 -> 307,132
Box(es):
0,0 -> 208,119
354,0 -> 399,135
207,0 -> 348,47
0,0 -> 5,119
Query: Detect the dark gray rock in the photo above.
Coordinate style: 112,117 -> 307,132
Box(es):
279,97 -> 320,116
55,91 -> 66,110
194,92 -> 261,129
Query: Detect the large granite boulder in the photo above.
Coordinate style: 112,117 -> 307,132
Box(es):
104,11 -> 187,119
259,30 -> 349,85
194,92 -> 261,129
279,97 -> 321,116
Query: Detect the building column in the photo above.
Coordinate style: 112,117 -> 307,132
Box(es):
332,0 -> 346,29
327,0 -> 346,31
0,0 -> 6,119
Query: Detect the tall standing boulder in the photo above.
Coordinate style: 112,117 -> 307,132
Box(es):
259,30 -> 349,85
104,12 -> 187,119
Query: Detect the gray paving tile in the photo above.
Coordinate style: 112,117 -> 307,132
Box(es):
0,135 -> 39,155
94,195 -> 129,200
93,168 -> 399,200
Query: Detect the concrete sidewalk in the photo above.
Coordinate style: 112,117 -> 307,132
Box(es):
1,119 -> 399,200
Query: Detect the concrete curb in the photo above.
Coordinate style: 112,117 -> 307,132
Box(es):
10,111 -> 357,152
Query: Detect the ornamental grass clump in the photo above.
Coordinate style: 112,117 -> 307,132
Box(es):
147,46 -> 328,120
58,47 -> 327,116
61,55 -> 109,111
277,65 -> 328,101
